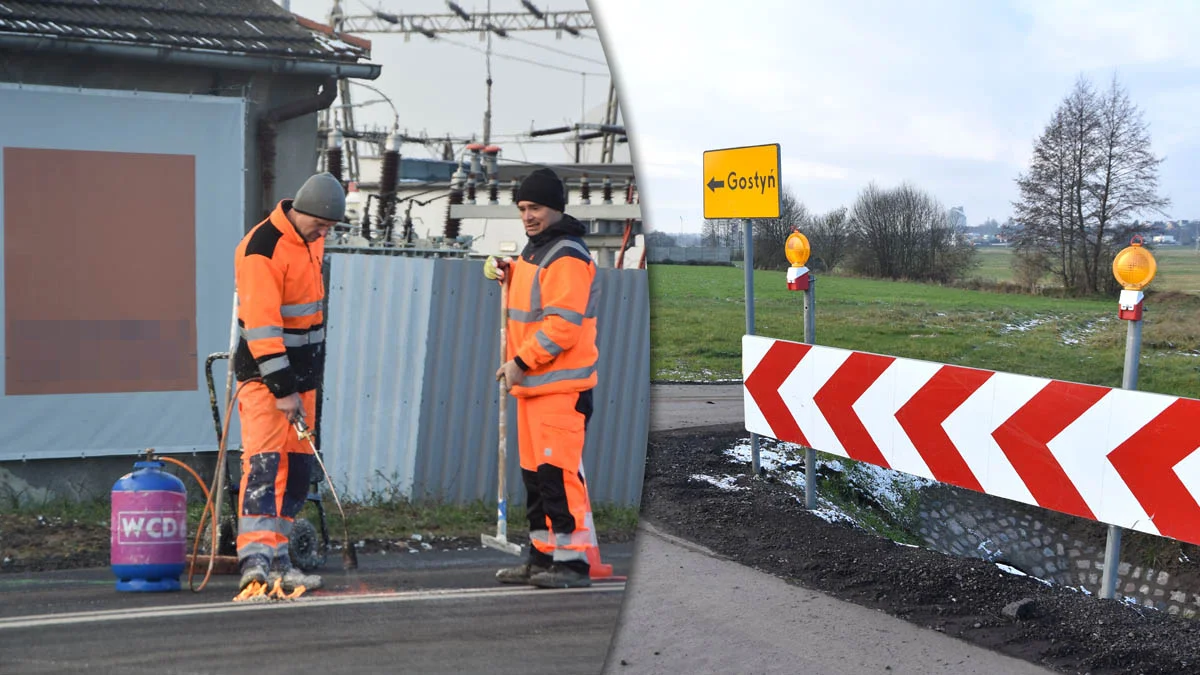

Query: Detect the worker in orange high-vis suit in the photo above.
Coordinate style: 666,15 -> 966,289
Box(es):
484,167 -> 600,589
232,172 -> 343,595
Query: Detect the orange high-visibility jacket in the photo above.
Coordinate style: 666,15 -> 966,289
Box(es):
506,214 -> 600,398
232,200 -> 326,398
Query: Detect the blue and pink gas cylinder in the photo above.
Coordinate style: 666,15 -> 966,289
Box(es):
110,459 -> 187,592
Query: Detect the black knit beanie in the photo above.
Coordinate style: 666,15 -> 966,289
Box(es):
516,168 -> 566,212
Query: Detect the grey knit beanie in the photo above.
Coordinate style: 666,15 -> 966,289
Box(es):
293,172 -> 346,221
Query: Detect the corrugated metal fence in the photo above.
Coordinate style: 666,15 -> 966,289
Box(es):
319,250 -> 650,507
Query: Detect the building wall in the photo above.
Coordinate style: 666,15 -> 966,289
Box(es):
0,50 -> 328,228
0,83 -> 245,465
254,75 -> 330,224
0,51 -> 333,500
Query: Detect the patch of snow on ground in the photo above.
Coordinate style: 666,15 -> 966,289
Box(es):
1060,317 -> 1111,346
846,461 -> 935,514
996,563 -> 1027,577
1001,316 -> 1052,334
690,473 -> 746,491
805,502 -> 858,526
724,442 -> 791,473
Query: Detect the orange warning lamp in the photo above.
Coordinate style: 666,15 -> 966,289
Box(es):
1112,236 -> 1156,291
1113,235 -> 1155,321
785,231 -> 811,267
785,230 -> 811,291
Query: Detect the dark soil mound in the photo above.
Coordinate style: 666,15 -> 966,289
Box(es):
640,424 -> 1200,675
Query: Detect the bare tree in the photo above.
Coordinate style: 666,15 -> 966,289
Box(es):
752,186 -> 808,270
1012,74 -> 1169,294
1014,106 -> 1078,288
1091,74 -> 1170,292
848,182 -> 895,278
701,219 -> 738,248
701,219 -> 720,247
805,206 -> 851,272
847,181 -> 977,282
1012,244 -> 1052,293
644,230 -> 677,248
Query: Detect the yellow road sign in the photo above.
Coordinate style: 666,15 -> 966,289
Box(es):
702,143 -> 781,219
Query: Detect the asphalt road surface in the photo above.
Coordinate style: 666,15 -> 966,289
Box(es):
598,384 -> 1055,675
1,383 -> 1059,675
0,544 -> 631,675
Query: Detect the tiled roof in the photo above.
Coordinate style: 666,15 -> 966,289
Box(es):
0,0 -> 371,62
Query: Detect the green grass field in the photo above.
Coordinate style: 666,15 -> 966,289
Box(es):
967,245 -> 1200,293
650,256 -> 1200,399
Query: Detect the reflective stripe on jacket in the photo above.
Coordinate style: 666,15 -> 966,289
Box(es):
232,200 -> 326,397
506,219 -> 600,398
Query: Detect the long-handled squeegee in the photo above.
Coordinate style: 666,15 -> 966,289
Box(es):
482,275 -> 523,556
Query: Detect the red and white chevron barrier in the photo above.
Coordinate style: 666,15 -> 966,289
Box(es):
743,334 -> 1200,547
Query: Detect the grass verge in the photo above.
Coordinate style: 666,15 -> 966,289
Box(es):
650,263 -> 1200,398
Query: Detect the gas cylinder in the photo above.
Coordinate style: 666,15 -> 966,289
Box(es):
110,459 -> 187,592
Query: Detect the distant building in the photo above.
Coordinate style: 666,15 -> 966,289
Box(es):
948,206 -> 967,230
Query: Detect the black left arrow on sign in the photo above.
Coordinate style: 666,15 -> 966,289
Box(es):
707,176 -> 725,193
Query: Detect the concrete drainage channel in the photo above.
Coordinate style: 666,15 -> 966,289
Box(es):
916,484 -> 1200,618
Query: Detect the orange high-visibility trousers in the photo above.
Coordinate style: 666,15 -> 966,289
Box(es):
517,389 -> 593,572
235,381 -> 317,571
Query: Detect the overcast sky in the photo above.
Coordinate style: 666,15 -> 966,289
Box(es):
591,0 -> 1200,235
284,0 -> 629,169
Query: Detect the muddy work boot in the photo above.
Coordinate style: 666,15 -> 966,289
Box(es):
239,564 -> 268,591
271,566 -> 323,593
495,562 -> 550,585
529,563 -> 592,589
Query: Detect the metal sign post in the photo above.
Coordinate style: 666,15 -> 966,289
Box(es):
744,218 -> 759,474
704,143 -> 782,479
786,229 -> 819,508
802,278 -> 817,507
1102,235 -> 1157,600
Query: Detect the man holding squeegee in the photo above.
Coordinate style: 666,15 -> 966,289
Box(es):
231,172 -> 341,597
484,167 -> 601,589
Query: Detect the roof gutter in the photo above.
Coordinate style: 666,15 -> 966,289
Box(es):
0,33 -> 382,80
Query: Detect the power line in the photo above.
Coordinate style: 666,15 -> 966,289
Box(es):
503,34 -> 608,66
437,36 -> 608,76
494,156 -> 635,177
